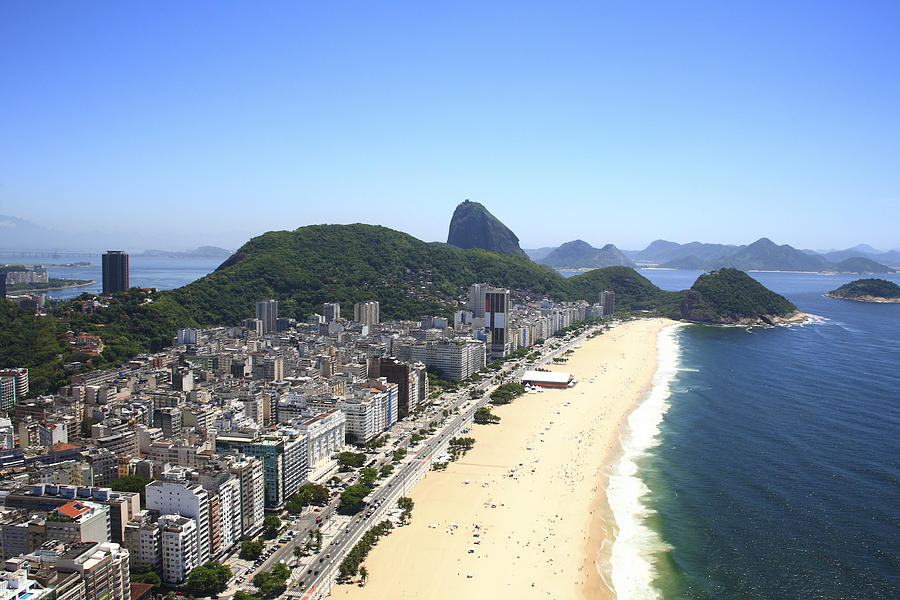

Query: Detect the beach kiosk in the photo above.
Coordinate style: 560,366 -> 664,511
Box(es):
521,370 -> 574,389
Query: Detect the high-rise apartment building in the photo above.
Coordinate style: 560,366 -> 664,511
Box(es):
101,251 -> 129,294
323,302 -> 341,323
157,514 -> 198,584
176,328 -> 198,345
353,300 -> 380,325
227,456 -> 265,538
255,299 -> 278,334
485,288 -> 510,358
56,541 -> 130,600
468,284 -> 487,318
408,340 -> 486,381
145,476 -> 210,565
0,368 -> 28,401
600,290 -> 615,317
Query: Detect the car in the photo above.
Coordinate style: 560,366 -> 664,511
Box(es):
314,570 -> 319,575
313,507 -> 320,512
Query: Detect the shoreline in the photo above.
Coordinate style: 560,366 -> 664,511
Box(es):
329,318 -> 676,600
6,280 -> 97,293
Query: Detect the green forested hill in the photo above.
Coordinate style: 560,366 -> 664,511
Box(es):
680,268 -> 797,323
826,278 -> 900,300
568,266 -> 682,317
168,224 -> 571,324
2,225 -> 800,395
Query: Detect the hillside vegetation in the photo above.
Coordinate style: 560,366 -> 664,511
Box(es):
680,269 -> 798,324
826,278 -> 900,301
2,225 -> 798,394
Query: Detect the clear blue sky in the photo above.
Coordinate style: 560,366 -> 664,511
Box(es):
2,1 -> 899,251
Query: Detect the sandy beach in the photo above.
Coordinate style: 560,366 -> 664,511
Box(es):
329,318 -> 676,600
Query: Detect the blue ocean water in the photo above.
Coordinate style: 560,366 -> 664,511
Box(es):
612,270 -> 900,599
0,253 -> 224,299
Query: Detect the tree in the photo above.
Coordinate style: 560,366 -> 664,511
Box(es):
337,451 -> 366,470
109,474 -> 151,507
313,528 -> 323,552
80,416 -> 97,438
397,496 -> 414,525
379,464 -> 394,478
186,562 -> 232,597
240,539 -> 264,560
474,406 -> 500,424
263,515 -> 281,539
293,545 -> 303,565
358,467 -> 378,488
234,592 -> 260,600
253,563 -> 291,598
338,484 -> 371,515
359,565 -> 368,585
130,564 -> 161,589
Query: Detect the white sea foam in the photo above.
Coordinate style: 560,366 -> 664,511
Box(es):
605,324 -> 682,600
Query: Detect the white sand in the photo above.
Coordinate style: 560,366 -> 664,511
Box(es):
329,318 -> 675,600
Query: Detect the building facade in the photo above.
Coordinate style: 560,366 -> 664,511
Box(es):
101,251 -> 129,295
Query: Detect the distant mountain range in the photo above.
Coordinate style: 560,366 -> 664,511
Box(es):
138,246 -> 232,259
528,238 -> 899,274
531,240 -> 634,269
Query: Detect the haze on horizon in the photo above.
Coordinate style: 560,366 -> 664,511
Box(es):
1,1 -> 899,252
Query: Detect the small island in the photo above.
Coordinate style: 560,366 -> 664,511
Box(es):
680,268 -> 806,325
825,278 -> 900,303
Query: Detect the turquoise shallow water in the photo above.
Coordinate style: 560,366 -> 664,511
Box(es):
617,271 -> 900,599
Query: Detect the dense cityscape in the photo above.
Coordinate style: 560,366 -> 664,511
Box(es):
0,250 -> 614,600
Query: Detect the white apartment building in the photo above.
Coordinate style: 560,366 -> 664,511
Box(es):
408,339 -> 486,381
145,476 -> 210,565
338,380 -> 398,444
293,408 -> 345,477
158,514 -> 198,584
228,456 -> 265,538
280,430 -> 308,500
218,477 -> 241,551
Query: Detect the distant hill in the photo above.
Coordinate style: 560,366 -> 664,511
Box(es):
825,278 -> 900,303
680,268 -> 800,325
820,246 -> 900,268
523,247 -> 556,262
139,246 -> 232,259
626,238 -> 900,272
538,240 -> 635,269
713,238 -> 831,272
446,200 -> 527,258
830,257 -> 896,274
625,239 -> 737,265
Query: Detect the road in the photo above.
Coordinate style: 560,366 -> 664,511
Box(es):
228,323 -> 607,599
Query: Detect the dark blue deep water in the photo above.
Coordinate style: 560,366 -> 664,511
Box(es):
632,270 -> 900,599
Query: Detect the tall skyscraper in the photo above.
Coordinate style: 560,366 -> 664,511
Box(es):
353,300 -> 380,325
600,290 -> 615,317
323,302 -> 341,323
485,288 -> 510,359
101,251 -> 129,294
255,299 -> 278,334
468,283 -> 486,318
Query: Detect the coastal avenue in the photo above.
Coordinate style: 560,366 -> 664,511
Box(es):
240,323 -> 604,600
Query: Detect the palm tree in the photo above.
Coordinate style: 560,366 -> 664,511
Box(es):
359,566 -> 368,586
293,546 -> 303,566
